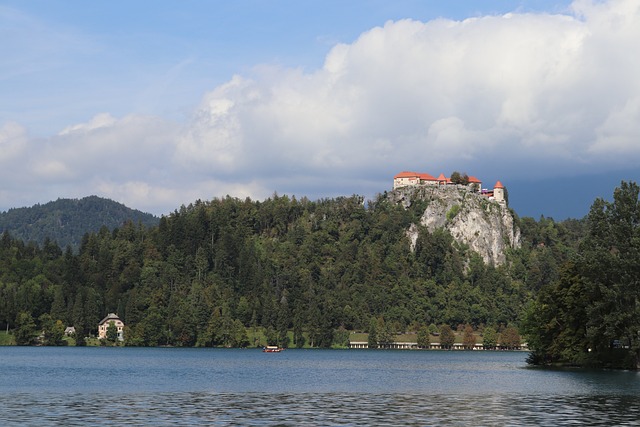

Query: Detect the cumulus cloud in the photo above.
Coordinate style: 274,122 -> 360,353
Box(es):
175,0 -> 640,193
0,111 -> 272,214
2,0 -> 640,215
0,122 -> 28,162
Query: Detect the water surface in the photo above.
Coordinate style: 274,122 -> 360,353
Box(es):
1,347 -> 638,425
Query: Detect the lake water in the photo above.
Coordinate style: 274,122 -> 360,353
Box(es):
1,347 -> 639,426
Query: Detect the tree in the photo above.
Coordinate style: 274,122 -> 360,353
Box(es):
293,323 -> 305,348
39,314 -> 65,346
14,312 -> 38,346
450,171 -> 469,185
231,319 -> 250,348
482,326 -> 498,350
106,320 -> 119,344
367,318 -> 378,349
50,286 -> 67,324
376,317 -> 392,347
521,262 -> 588,365
439,325 -> 455,349
462,324 -> 476,349
417,325 -> 430,348
333,326 -> 350,348
264,326 -> 278,347
524,182 -> 640,369
500,326 -> 521,349
581,181 -> 640,368
428,323 -> 438,335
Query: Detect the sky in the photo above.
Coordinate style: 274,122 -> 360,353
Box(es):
1,0 -> 639,220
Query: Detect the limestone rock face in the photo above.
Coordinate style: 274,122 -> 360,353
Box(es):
390,185 -> 520,266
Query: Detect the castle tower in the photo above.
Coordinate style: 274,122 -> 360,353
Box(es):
493,181 -> 505,203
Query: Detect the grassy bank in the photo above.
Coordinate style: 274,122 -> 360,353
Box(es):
0,331 -> 15,345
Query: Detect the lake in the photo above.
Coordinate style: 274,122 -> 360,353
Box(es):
1,347 -> 639,426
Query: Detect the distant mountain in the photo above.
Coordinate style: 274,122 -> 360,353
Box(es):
0,196 -> 159,252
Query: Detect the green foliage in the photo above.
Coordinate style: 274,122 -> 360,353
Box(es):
428,323 -> 438,335
524,181 -> 640,369
446,205 -> 461,222
367,318 -> 378,349
376,317 -> 393,347
439,325 -> 455,349
39,314 -> 66,346
482,326 -> 498,350
462,324 -> 476,349
106,321 -> 119,343
333,326 -> 350,348
0,196 -> 158,253
416,325 -> 430,348
499,326 -> 521,349
0,331 -> 14,345
14,312 -> 38,345
450,172 -> 469,185
0,189 -> 600,352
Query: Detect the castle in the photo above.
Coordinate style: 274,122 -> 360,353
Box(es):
393,171 -> 505,203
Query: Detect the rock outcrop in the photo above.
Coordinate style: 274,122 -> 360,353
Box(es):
389,185 -> 520,266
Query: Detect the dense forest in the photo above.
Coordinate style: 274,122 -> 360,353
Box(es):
523,181 -> 640,369
0,196 -> 159,253
0,188 -> 590,352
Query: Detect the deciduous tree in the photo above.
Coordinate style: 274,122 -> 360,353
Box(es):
439,324 -> 455,349
417,325 -> 430,348
462,324 -> 476,349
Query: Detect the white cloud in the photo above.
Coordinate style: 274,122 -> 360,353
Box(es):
0,122 -> 27,162
176,0 -> 640,190
58,113 -> 117,135
2,0 -> 640,215
590,97 -> 640,156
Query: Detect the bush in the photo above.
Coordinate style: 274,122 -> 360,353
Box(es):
446,205 -> 461,222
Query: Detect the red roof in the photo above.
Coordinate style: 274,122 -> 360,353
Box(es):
395,171 -> 483,185
418,173 -> 437,181
394,171 -> 419,179
494,180 -> 504,189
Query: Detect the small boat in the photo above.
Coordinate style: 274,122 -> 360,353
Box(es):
262,346 -> 283,353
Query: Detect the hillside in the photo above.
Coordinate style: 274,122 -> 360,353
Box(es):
389,185 -> 520,265
0,196 -> 159,252
0,186 -> 589,350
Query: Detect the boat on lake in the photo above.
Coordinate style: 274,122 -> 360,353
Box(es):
263,346 -> 283,353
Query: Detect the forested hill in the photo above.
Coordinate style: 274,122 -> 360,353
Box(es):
0,196 -> 158,252
1,191 -> 586,349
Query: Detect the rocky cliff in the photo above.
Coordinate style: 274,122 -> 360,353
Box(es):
389,185 -> 520,266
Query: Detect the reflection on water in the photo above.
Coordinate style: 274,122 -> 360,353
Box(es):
3,392 -> 640,426
1,348 -> 640,426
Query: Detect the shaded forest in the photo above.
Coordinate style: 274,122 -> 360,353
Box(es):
0,196 -> 159,253
0,191 -> 586,349
523,181 -> 640,369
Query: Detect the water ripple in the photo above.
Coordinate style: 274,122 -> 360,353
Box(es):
2,348 -> 640,426
2,392 -> 640,426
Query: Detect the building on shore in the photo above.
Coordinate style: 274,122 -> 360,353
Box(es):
348,341 -> 528,351
98,313 -> 125,341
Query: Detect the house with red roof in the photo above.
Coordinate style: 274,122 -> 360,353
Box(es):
393,171 -> 438,189
394,171 -> 480,191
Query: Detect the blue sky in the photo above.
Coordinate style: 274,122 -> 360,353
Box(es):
1,0 -> 639,219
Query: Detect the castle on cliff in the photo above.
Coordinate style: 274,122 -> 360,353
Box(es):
393,171 -> 506,204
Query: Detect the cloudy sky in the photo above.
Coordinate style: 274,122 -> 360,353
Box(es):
1,0 -> 639,219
